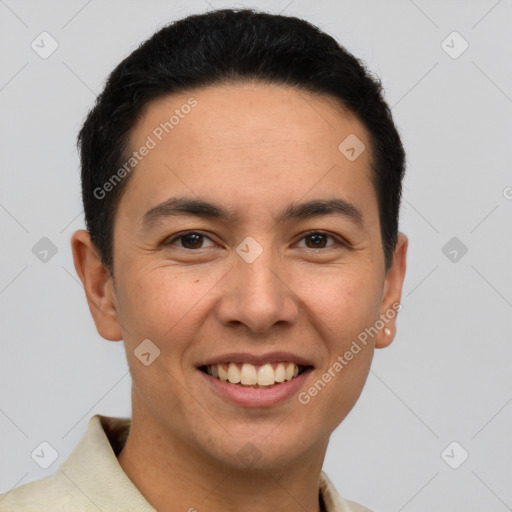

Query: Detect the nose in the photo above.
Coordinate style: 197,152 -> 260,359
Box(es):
215,245 -> 299,333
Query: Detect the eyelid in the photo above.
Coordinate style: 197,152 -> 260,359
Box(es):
295,230 -> 346,249
165,230 -> 218,248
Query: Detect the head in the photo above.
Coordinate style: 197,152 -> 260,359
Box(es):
72,8 -> 407,471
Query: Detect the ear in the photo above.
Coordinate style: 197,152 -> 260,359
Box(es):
375,232 -> 408,349
71,229 -> 123,341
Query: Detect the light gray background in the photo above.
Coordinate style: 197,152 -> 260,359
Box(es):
1,1 -> 511,511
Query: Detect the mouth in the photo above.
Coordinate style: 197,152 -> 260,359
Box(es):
198,362 -> 313,389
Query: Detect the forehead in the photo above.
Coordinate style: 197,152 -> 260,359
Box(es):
118,82 -> 377,228
134,82 -> 367,151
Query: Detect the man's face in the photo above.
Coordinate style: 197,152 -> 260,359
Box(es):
102,82 -> 403,469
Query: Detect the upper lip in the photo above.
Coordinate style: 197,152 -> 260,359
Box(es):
196,351 -> 315,368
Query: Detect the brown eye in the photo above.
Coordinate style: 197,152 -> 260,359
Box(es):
304,233 -> 329,248
297,232 -> 340,249
180,233 -> 203,249
165,232 -> 216,250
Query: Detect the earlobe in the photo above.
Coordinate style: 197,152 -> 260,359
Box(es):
376,325 -> 394,349
375,232 -> 408,349
70,229 -> 123,341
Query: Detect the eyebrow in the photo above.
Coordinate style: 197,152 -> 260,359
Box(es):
141,196 -> 363,230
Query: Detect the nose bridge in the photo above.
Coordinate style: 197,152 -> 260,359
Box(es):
239,248 -> 280,299
237,237 -> 285,311
216,235 -> 298,332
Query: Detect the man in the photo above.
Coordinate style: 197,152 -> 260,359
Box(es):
0,8 -> 407,512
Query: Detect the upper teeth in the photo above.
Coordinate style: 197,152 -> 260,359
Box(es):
205,362 -> 300,386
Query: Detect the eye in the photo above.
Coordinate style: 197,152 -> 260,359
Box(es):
296,231 -> 343,249
165,231 -> 217,250
164,230 -> 345,251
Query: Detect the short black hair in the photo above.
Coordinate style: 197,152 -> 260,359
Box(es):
77,8 -> 405,275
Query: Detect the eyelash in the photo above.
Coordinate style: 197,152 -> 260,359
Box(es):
164,230 -> 346,251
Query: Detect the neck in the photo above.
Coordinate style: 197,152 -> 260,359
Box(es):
117,404 -> 328,512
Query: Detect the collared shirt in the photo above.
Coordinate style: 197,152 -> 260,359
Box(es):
0,415 -> 373,512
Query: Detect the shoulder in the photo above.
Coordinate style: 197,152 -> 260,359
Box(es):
0,471 -> 93,511
319,470 -> 374,512
344,498 -> 374,512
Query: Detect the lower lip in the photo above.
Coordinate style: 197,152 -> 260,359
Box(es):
198,367 -> 313,407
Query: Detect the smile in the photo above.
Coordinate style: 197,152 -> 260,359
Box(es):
200,362 -> 310,388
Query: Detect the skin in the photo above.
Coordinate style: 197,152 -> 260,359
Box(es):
71,82 -> 408,512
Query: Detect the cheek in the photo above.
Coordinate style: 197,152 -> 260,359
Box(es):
296,265 -> 381,341
299,275 -> 377,427
116,266 -> 207,408
116,263 -> 226,364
